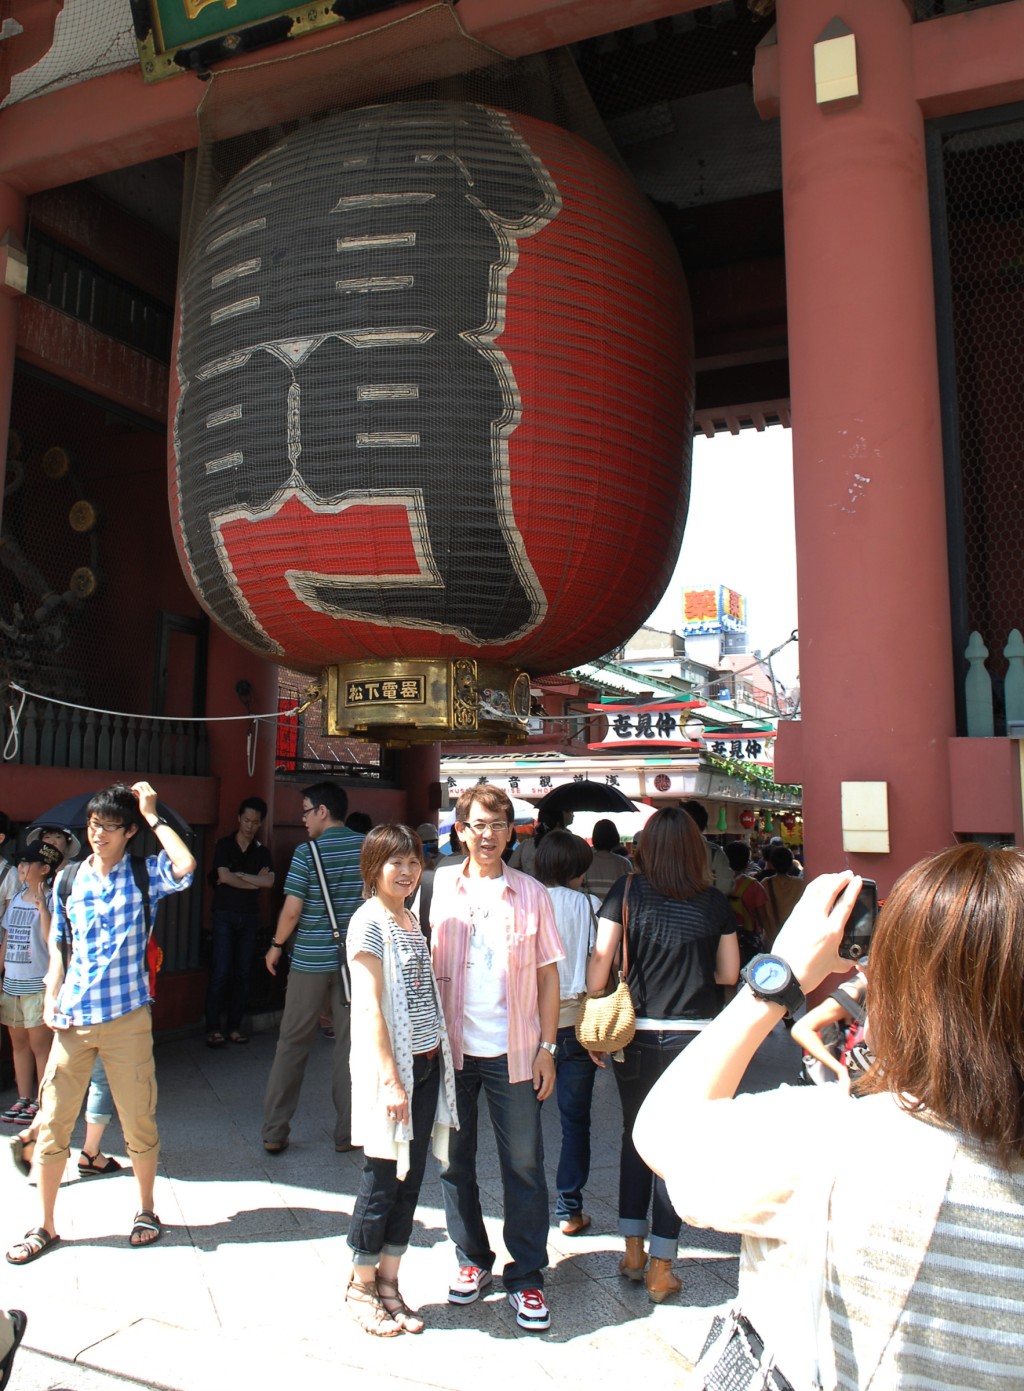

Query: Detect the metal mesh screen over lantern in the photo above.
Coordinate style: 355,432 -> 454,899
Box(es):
171,99 -> 693,733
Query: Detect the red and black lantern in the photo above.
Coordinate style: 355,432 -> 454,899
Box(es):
171,100 -> 693,739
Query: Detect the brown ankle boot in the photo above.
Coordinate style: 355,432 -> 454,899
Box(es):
646,1257 -> 682,1303
619,1235 -> 647,1281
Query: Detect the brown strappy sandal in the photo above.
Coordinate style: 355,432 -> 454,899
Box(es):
375,1272 -> 425,1333
345,1274 -> 402,1337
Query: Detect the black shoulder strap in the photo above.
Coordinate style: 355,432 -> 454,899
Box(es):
129,855 -> 152,936
417,868 -> 435,944
56,859 -> 84,971
828,986 -> 867,1025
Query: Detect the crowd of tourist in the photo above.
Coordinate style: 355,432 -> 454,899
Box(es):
3,781 -> 1023,1387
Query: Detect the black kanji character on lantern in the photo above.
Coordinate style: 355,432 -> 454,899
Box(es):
612,714 -> 634,738
745,740 -> 763,760
711,741 -> 727,756
635,713 -> 654,738
655,712 -> 677,737
174,101 -> 562,653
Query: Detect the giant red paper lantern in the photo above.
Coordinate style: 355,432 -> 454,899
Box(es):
170,100 -> 692,683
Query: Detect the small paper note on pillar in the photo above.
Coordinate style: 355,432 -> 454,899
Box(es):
814,20 -> 859,108
841,781 -> 889,854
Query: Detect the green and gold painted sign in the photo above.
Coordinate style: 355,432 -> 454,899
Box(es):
134,0 -> 347,82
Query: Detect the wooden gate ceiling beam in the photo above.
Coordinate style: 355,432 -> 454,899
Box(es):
0,0 -> 717,195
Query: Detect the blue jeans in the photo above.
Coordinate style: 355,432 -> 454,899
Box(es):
348,1052 -> 441,1260
554,1025 -> 597,1219
612,1031 -> 694,1260
440,1053 -> 549,1293
205,910 -> 258,1034
85,1057 -> 112,1125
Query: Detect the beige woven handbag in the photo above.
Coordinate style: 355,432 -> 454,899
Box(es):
576,875 -> 636,1052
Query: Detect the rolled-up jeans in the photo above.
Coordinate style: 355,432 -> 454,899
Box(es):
613,1030 -> 694,1260
347,1051 -> 440,1261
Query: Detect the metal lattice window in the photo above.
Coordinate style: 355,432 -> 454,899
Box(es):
930,107 -> 1024,733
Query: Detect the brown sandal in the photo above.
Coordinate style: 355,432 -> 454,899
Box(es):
346,1275 -> 402,1337
375,1273 -> 425,1333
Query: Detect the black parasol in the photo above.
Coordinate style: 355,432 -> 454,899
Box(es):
28,791 -> 191,839
536,780 -> 638,822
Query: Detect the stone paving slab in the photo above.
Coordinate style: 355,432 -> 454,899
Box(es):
2,1022 -> 801,1390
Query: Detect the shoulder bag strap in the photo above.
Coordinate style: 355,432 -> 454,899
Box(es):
56,859 -> 84,972
618,874 -> 632,980
308,839 -> 351,1003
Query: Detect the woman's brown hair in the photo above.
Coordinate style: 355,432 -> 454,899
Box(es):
861,843 -> 1024,1163
634,807 -> 711,901
359,824 -> 423,898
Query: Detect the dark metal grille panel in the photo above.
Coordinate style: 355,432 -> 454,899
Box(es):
914,0 -> 1017,19
26,230 -> 173,362
931,110 -> 1024,730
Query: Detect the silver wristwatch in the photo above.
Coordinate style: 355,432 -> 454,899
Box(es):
537,1041 -> 558,1057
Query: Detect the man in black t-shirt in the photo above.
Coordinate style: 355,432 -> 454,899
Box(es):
205,797 -> 274,1047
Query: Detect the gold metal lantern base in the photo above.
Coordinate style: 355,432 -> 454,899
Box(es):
324,659 -> 531,747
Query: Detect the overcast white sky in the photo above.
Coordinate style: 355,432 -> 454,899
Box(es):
645,425 -> 800,688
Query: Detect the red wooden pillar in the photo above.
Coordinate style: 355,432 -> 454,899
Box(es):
0,180 -> 26,522
773,0 -> 955,886
400,743 -> 442,832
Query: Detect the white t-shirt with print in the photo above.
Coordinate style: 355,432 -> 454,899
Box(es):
461,874 -> 509,1057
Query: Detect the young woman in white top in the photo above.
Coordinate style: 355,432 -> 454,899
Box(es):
345,825 -> 456,1337
635,848 -> 1024,1389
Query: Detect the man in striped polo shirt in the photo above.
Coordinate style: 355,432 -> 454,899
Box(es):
261,782 -> 363,1155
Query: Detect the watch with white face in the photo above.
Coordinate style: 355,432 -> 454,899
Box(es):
741,954 -> 806,1016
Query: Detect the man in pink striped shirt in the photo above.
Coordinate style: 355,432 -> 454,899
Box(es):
430,785 -> 563,1332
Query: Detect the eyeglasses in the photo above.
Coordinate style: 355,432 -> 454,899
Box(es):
87,819 -> 126,833
458,819 -> 511,835
301,805 -> 316,817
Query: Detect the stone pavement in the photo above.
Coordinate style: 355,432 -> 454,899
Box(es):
1,1020 -> 800,1391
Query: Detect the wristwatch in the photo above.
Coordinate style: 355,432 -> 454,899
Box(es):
537,1041 -> 558,1058
741,954 -> 806,1016
149,817 -> 168,831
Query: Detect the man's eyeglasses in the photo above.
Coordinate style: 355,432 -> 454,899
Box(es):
458,819 -> 511,835
301,805 -> 316,817
87,819 -> 126,833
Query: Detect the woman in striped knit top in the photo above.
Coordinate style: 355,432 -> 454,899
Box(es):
635,847 -> 1024,1390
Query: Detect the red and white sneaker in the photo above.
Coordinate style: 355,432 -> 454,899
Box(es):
508,1288 -> 550,1331
448,1264 -> 493,1304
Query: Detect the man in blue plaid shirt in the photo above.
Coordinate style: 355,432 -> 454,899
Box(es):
5,781 -> 195,1266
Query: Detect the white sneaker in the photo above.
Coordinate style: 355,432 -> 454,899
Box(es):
448,1264 -> 493,1304
508,1288 -> 550,1331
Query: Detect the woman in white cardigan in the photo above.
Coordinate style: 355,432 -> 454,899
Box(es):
345,825 -> 457,1337
634,849 -> 1024,1389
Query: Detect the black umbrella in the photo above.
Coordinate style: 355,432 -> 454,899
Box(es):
28,792 -> 191,839
536,780 -> 638,822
